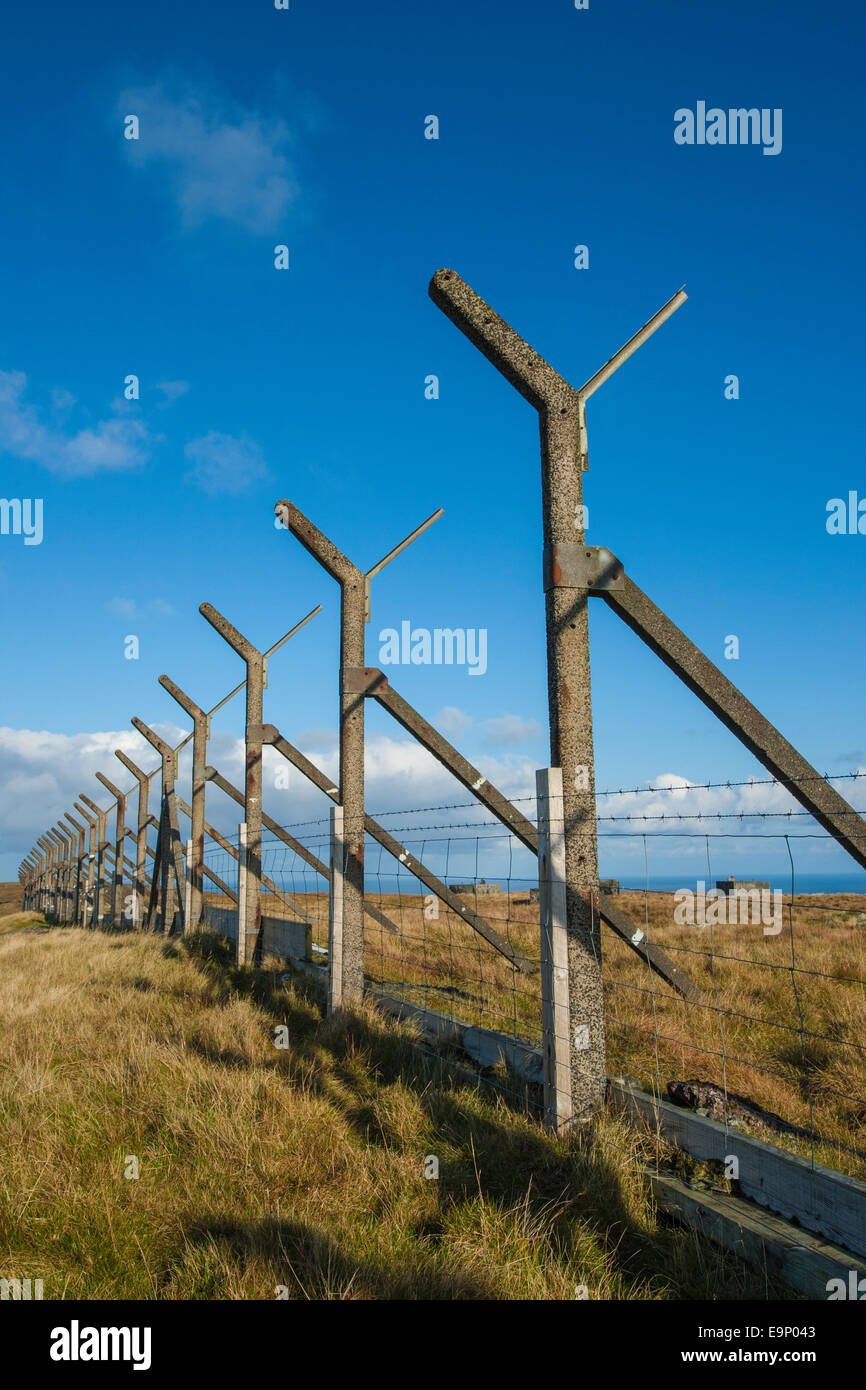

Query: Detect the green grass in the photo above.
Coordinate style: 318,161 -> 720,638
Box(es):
0,922 -> 796,1300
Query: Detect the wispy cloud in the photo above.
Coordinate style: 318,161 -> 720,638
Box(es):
0,370 -> 155,478
435,707 -> 473,741
155,380 -> 190,406
479,715 -> 544,746
118,81 -> 299,233
433,707 -> 543,748
104,597 -> 177,620
184,431 -> 269,494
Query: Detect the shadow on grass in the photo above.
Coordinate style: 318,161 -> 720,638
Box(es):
173,930 -> 793,1300
176,1215 -> 497,1300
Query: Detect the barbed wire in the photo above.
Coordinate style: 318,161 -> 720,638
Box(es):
364,767 -> 866,818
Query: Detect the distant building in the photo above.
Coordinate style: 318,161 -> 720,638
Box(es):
716,876 -> 770,894
526,879 -> 619,904
449,879 -> 501,895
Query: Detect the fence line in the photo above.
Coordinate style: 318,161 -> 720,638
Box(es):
17,268 -> 866,1286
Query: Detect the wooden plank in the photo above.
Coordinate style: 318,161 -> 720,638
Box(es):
328,806 -> 344,1014
236,822 -> 248,966
369,991 -> 543,1083
611,1076 -> 866,1260
260,914 -> 312,962
184,838 -> 193,929
537,768 -> 572,1130
650,1170 -> 866,1299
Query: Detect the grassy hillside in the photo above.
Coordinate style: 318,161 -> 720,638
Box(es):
0,882 -> 22,916
0,923 -> 794,1301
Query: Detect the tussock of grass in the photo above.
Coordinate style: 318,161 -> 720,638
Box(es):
0,922 -> 796,1301
0,910 -> 46,935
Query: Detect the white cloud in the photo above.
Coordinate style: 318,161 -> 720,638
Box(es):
104,598 -> 138,619
118,82 -> 299,233
155,380 -> 190,405
0,370 -> 155,478
147,598 -> 177,618
435,707 -> 473,741
8,716 -> 863,884
0,725 -> 172,864
479,714 -> 544,746
103,597 -> 177,620
184,431 -> 269,494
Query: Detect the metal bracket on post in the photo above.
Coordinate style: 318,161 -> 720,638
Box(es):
341,667 -> 390,696
543,545 -> 624,593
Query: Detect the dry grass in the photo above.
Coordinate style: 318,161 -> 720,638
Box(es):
0,882 -> 23,917
0,921 -> 794,1300
250,885 -> 866,1179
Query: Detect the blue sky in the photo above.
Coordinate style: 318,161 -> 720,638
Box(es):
2,0 -> 865,884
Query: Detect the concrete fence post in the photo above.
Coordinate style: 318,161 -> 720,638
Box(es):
35,838 -> 48,916
37,836 -> 53,919
158,676 -> 211,933
63,813 -> 87,925
537,767 -> 574,1131
45,835 -> 59,920
273,507 -> 368,1007
115,750 -> 151,928
236,822 -> 248,966
429,269 -> 621,1116
199,607 -> 265,965
328,804 -> 345,1015
96,773 -> 126,927
48,829 -> 69,923
131,718 -> 186,934
49,830 -> 70,923
274,501 -> 441,1008
79,795 -> 108,928
73,805 -> 97,925
45,832 -> 61,921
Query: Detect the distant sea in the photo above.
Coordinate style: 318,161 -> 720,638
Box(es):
613,873 -> 866,895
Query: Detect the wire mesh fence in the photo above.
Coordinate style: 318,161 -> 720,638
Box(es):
195,770 -> 866,1180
